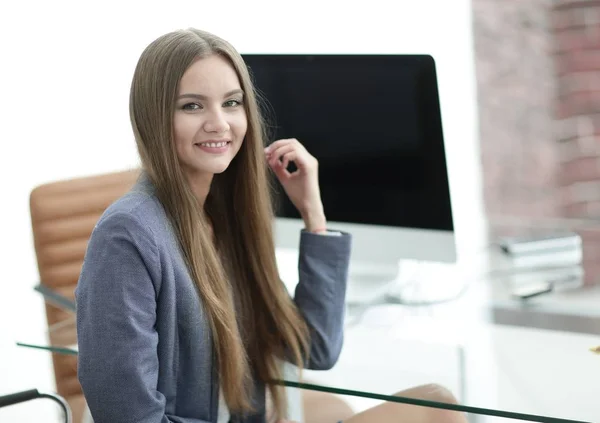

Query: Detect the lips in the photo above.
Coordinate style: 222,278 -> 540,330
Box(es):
195,140 -> 231,148
194,140 -> 231,154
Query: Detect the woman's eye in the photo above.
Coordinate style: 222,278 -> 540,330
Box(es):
224,99 -> 243,107
182,103 -> 201,110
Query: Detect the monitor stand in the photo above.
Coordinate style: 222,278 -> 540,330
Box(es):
345,259 -> 467,308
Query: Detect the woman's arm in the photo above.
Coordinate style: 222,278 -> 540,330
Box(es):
292,229 -> 352,370
265,138 -> 351,370
76,211 -> 209,423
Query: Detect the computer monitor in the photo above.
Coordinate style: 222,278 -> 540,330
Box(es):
243,54 -> 458,305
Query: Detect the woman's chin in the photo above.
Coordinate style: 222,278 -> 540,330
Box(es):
203,162 -> 232,175
213,162 -> 233,174
184,158 -> 233,178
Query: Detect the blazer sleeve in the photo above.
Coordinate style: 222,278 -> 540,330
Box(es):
75,212 -> 210,423
292,229 -> 352,370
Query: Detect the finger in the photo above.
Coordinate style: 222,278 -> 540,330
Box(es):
282,154 -> 289,170
266,139 -> 315,172
271,157 -> 291,180
278,147 -> 313,171
266,139 -> 305,162
281,151 -> 298,171
268,144 -> 296,167
266,138 -> 297,153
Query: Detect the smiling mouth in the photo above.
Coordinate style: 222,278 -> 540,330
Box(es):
195,141 -> 231,148
194,140 -> 232,154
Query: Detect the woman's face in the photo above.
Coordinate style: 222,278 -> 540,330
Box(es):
173,54 -> 248,179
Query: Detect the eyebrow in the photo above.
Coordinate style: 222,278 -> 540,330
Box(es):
177,89 -> 244,101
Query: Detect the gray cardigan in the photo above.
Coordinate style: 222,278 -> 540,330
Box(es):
75,177 -> 351,423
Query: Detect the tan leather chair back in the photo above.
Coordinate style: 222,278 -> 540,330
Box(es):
29,169 -> 140,423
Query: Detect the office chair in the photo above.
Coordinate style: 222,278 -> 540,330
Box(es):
29,169 -> 140,423
0,389 -> 72,423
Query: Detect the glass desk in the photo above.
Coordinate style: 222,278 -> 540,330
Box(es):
282,382 -> 592,423
276,215 -> 600,423
285,312 -> 598,423
16,216 -> 600,423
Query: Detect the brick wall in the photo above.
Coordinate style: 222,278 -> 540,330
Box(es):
553,0 -> 600,216
473,0 -> 600,285
553,0 -> 600,284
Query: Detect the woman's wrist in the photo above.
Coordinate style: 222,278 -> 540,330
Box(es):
305,222 -> 328,233
301,209 -> 327,233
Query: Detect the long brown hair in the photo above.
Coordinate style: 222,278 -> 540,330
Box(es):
129,28 -> 309,419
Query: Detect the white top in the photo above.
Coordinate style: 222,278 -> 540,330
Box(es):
217,389 -> 230,423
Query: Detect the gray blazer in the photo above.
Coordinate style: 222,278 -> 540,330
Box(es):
75,177 -> 352,423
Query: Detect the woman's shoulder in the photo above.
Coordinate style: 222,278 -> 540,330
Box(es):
93,183 -> 169,244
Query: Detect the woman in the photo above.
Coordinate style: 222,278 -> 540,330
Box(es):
75,28 -> 466,423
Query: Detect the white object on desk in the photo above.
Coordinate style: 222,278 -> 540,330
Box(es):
276,248 -> 468,306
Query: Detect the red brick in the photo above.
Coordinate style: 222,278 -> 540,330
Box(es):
558,72 -> 600,96
576,50 -> 600,71
564,91 -> 600,115
558,92 -> 587,118
552,8 -> 577,31
555,27 -> 600,53
555,56 -> 569,77
583,239 -> 600,260
561,156 -> 600,185
559,50 -> 600,75
555,28 -> 588,53
556,101 -> 571,119
590,72 -> 600,91
554,0 -> 600,12
584,23 -> 600,48
563,201 -> 590,217
584,270 -> 600,286
581,253 -> 600,285
579,236 -> 600,286
594,114 -> 600,135
562,92 -> 586,116
564,202 -> 600,218
580,227 -> 600,241
582,239 -> 600,263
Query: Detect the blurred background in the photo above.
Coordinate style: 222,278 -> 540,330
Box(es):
0,0 -> 598,421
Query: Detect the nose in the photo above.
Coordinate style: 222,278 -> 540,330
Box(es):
202,109 -> 229,134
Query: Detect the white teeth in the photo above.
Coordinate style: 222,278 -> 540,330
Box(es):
199,141 -> 228,148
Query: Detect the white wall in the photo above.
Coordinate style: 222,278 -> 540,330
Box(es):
0,0 -> 483,421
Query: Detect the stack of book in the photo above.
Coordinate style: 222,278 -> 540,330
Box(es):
496,231 -> 583,299
498,231 -> 582,259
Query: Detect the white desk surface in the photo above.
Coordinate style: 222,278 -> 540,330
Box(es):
276,249 -> 600,423
302,308 -> 600,423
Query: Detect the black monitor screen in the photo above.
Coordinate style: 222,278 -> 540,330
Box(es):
243,54 -> 453,231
